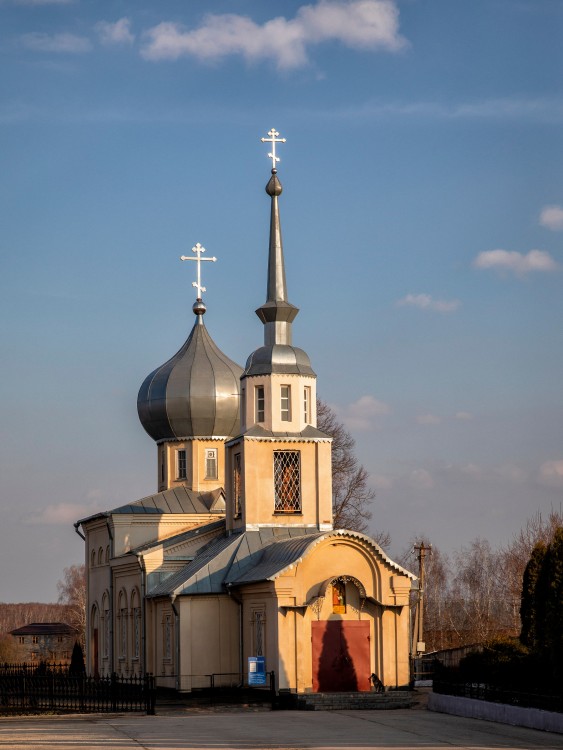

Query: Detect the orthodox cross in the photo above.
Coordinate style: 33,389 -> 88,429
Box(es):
180,243 -> 217,299
261,128 -> 286,169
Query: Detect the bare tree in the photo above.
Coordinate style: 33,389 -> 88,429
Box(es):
57,564 -> 86,645
317,398 -> 383,538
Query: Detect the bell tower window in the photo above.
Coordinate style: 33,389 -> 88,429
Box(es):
304,386 -> 311,424
255,386 -> 265,423
205,448 -> 218,480
280,385 -> 291,421
233,452 -> 242,517
176,449 -> 187,480
274,450 -> 301,513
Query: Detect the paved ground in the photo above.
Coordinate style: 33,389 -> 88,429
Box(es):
0,708 -> 562,750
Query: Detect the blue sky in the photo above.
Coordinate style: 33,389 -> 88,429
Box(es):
1,0 -> 562,601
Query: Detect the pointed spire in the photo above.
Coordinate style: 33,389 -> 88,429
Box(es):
256,130 -> 299,347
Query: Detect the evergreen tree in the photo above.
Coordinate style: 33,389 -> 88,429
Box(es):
544,527 -> 563,674
69,641 -> 86,675
519,541 -> 546,649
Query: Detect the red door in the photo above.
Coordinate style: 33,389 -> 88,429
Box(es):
312,621 -> 371,692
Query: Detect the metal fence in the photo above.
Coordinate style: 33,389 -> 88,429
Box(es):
166,671 -> 276,707
434,680 -> 563,714
0,669 -> 156,715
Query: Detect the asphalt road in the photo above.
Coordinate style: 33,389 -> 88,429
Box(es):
0,709 -> 561,750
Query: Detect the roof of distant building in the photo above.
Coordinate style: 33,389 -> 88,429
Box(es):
10,622 -> 78,636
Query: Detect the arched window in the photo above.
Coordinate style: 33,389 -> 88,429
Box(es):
90,603 -> 100,677
101,592 -> 110,661
117,590 -> 128,661
98,547 -> 104,566
130,589 -> 141,660
91,549 -> 96,568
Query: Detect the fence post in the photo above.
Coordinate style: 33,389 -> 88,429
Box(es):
111,672 -> 117,712
146,673 -> 156,716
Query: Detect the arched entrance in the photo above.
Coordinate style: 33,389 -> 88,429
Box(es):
311,576 -> 371,692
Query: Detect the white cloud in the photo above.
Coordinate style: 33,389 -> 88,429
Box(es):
538,460 -> 563,488
335,394 -> 391,431
474,248 -> 558,275
416,413 -> 441,425
20,32 -> 92,53
96,18 -> 134,46
140,0 -> 406,69
494,464 -> 528,484
409,468 -> 434,490
27,501 -> 101,525
539,205 -> 563,231
370,473 -> 394,490
396,293 -> 460,313
455,411 -> 473,421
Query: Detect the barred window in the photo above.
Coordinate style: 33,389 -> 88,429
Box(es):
233,453 -> 242,517
177,449 -> 187,480
119,608 -> 127,658
280,385 -> 291,421
103,610 -> 110,658
205,448 -> 218,479
163,614 -> 172,660
133,607 -> 141,658
253,610 -> 265,657
274,450 -> 301,513
255,386 -> 265,423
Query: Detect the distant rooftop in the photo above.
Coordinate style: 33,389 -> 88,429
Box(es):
10,622 -> 78,636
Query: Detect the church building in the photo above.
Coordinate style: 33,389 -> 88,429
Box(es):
76,131 -> 414,693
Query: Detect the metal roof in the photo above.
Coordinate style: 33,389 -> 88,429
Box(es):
131,519 -> 225,555
138,314 -> 243,442
76,486 -> 221,527
147,526 -> 415,599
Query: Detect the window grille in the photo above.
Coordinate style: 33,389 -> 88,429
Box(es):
233,453 -> 242,516
120,609 -> 127,658
103,611 -> 110,658
254,610 -> 265,656
163,615 -> 172,659
133,608 -> 141,658
177,449 -> 187,479
255,386 -> 265,423
280,385 -> 291,421
205,448 -> 218,479
274,450 -> 301,512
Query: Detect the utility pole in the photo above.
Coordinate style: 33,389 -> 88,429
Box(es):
412,542 -> 430,655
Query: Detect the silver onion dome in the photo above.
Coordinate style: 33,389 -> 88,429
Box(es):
138,301 -> 243,442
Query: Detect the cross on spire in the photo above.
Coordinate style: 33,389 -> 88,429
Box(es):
180,243 -> 217,299
261,128 -> 286,170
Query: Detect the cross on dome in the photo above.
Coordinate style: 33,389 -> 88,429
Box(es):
180,243 -> 217,300
261,128 -> 286,170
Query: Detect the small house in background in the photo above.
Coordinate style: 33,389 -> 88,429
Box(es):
9,623 -> 78,664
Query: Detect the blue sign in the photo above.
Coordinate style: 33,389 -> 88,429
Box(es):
248,656 -> 266,685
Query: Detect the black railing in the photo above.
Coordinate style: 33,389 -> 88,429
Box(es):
0,670 -> 156,715
167,671 -> 276,707
434,680 -> 563,715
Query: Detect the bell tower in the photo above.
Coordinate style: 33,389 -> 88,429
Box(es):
225,130 -> 333,533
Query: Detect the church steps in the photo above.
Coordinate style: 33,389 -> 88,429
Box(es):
278,691 -> 414,711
